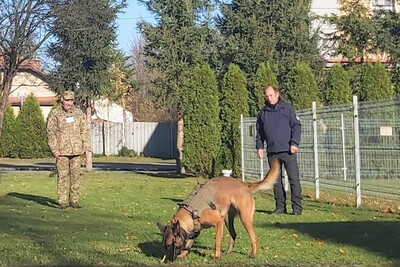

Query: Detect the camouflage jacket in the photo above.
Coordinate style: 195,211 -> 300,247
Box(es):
47,105 -> 91,156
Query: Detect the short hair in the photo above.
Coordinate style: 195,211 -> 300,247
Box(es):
266,85 -> 279,93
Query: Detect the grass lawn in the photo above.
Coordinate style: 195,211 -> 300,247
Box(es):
0,170 -> 399,266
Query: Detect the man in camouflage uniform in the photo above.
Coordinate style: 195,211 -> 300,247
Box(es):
47,91 -> 91,209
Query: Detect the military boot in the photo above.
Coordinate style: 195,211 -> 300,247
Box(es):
69,202 -> 82,209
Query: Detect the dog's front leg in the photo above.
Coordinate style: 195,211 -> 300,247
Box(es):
214,219 -> 224,259
200,210 -> 225,260
177,238 -> 196,259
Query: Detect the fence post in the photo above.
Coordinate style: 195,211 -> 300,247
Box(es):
260,158 -> 264,181
105,122 -> 110,156
101,122 -> 105,155
240,114 -> 245,182
312,102 -> 320,199
353,95 -> 362,207
283,167 -> 289,191
170,122 -> 174,159
341,114 -> 347,181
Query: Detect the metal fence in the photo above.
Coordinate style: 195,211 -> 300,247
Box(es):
241,96 -> 400,205
91,121 -> 177,159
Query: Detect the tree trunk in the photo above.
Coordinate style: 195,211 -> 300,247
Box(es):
0,70 -> 15,141
86,102 -> 93,171
176,116 -> 185,174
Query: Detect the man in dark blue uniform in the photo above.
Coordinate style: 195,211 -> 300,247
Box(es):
256,85 -> 302,215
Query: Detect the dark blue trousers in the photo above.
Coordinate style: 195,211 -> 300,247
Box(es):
268,152 -> 302,213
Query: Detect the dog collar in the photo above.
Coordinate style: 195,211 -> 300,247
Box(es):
180,225 -> 200,240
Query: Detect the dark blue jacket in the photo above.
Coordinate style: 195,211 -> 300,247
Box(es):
256,99 -> 301,153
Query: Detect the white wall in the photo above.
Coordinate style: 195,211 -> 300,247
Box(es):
311,0 -> 340,59
311,0 -> 340,16
10,71 -> 55,118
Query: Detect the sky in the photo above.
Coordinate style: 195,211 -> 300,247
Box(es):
116,1 -> 155,55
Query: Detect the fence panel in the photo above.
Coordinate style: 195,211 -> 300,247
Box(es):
242,97 -> 400,201
358,99 -> 400,198
91,121 -> 177,159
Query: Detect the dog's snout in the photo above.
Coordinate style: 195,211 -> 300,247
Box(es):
166,243 -> 178,262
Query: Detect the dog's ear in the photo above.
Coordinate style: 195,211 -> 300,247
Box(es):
172,220 -> 180,235
157,222 -> 166,233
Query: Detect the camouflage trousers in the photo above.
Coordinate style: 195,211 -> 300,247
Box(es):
56,155 -> 82,205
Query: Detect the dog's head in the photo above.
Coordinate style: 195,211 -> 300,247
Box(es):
157,220 -> 186,262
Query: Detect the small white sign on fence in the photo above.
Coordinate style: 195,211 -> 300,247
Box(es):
380,126 -> 392,136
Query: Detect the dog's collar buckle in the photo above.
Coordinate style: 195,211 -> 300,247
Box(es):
188,229 -> 200,240
180,226 -> 199,242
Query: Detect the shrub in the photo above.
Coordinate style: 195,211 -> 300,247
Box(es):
118,146 -> 137,157
182,64 -> 221,177
323,63 -> 352,105
17,93 -> 51,158
285,62 -> 320,110
393,65 -> 400,97
359,62 -> 394,101
344,64 -> 363,96
253,62 -> 278,114
0,104 -> 19,158
217,63 -> 249,177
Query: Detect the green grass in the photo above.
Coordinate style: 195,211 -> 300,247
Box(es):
0,171 -> 399,266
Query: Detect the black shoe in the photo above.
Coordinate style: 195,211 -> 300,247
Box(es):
272,208 -> 287,214
290,211 -> 302,215
69,202 -> 82,209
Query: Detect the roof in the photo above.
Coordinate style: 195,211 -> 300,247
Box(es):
0,58 -> 46,80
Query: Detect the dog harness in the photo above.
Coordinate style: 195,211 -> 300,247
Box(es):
178,183 -> 216,233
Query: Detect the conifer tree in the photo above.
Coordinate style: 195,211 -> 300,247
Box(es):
253,62 -> 278,114
285,62 -> 320,110
325,0 -> 376,62
182,64 -> 220,177
359,62 -> 394,101
0,104 -> 18,158
48,0 -> 125,99
323,63 -> 352,106
393,66 -> 400,97
217,64 -> 249,177
138,0 -> 216,173
48,0 -> 126,169
17,94 -> 50,158
217,0 -> 323,103
373,9 -> 400,65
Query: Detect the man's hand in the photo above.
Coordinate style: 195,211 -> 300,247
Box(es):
257,148 -> 264,159
53,151 -> 61,158
82,150 -> 90,157
290,145 -> 298,154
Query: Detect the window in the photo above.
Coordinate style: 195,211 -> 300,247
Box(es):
371,0 -> 395,12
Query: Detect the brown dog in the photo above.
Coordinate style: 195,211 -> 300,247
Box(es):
157,160 -> 280,262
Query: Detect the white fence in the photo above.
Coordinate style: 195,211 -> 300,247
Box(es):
91,121 -> 177,159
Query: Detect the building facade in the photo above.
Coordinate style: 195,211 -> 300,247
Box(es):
311,0 -> 400,63
1,59 -> 56,119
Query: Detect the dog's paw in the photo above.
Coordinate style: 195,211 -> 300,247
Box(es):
213,252 -> 221,260
177,250 -> 189,259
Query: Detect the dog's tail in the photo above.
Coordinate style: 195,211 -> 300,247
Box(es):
248,160 -> 280,192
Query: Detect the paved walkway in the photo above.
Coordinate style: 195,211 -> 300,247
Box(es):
0,160 -> 176,173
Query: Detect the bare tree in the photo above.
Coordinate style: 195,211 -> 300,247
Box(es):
127,35 -> 173,122
128,35 -> 150,117
0,0 -> 53,139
